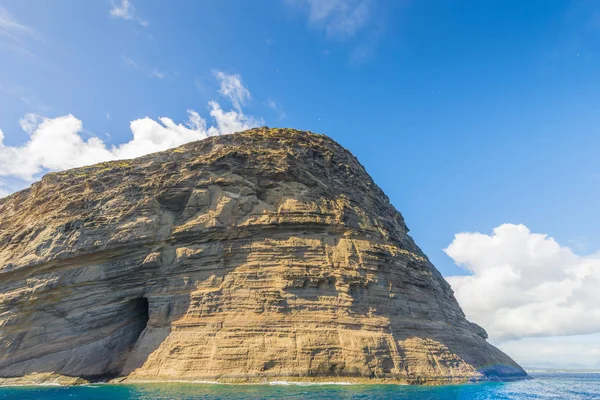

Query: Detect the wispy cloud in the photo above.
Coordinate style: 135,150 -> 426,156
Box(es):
0,6 -> 40,58
287,0 -> 371,39
0,85 -> 49,112
0,7 -> 34,40
122,56 -> 166,79
214,71 -> 251,112
109,0 -> 148,27
267,99 -> 286,121
286,0 -> 384,63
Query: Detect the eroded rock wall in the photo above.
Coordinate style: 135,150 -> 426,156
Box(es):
0,128 -> 526,383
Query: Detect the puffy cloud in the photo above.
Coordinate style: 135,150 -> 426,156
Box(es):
445,224 -> 600,342
287,0 -> 371,39
0,72 -> 262,192
109,0 -> 148,27
214,71 -> 251,112
207,101 -> 262,136
0,106 -> 259,183
0,114 -> 111,180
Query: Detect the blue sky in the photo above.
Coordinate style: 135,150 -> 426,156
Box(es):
1,0 -> 600,367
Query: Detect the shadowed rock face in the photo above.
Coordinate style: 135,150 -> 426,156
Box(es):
0,128 -> 526,383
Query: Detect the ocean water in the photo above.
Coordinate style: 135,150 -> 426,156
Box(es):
0,373 -> 598,400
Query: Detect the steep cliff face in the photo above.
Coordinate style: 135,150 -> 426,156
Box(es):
0,128 -> 526,384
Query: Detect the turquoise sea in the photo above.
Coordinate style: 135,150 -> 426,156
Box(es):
0,373 -> 598,400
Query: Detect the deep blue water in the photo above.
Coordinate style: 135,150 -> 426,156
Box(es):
0,373 -> 598,400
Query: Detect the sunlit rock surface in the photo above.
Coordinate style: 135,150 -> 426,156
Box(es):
0,128 -> 526,384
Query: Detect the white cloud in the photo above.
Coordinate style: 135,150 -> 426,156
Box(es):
0,108 -> 259,183
0,114 -> 112,180
445,224 -> 600,342
109,0 -> 134,19
207,101 -> 261,135
288,0 -> 371,39
0,73 -> 261,190
19,113 -> 45,134
109,0 -> 148,27
214,71 -> 251,112
123,56 -> 166,79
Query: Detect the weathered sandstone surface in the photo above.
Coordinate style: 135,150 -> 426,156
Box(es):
0,128 -> 526,384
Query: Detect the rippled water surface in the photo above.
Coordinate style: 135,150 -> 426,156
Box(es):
0,373 -> 598,399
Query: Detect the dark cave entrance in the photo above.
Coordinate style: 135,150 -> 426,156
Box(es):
133,297 -> 150,326
82,297 -> 150,382
130,296 -> 150,342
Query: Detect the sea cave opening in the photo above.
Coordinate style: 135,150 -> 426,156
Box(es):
132,296 -> 150,337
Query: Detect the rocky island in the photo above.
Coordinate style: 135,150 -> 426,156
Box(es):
0,128 -> 526,384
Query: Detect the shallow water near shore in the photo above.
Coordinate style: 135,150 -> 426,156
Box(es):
0,373 -> 598,399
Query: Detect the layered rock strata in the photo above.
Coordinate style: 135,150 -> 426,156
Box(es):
0,128 -> 526,384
